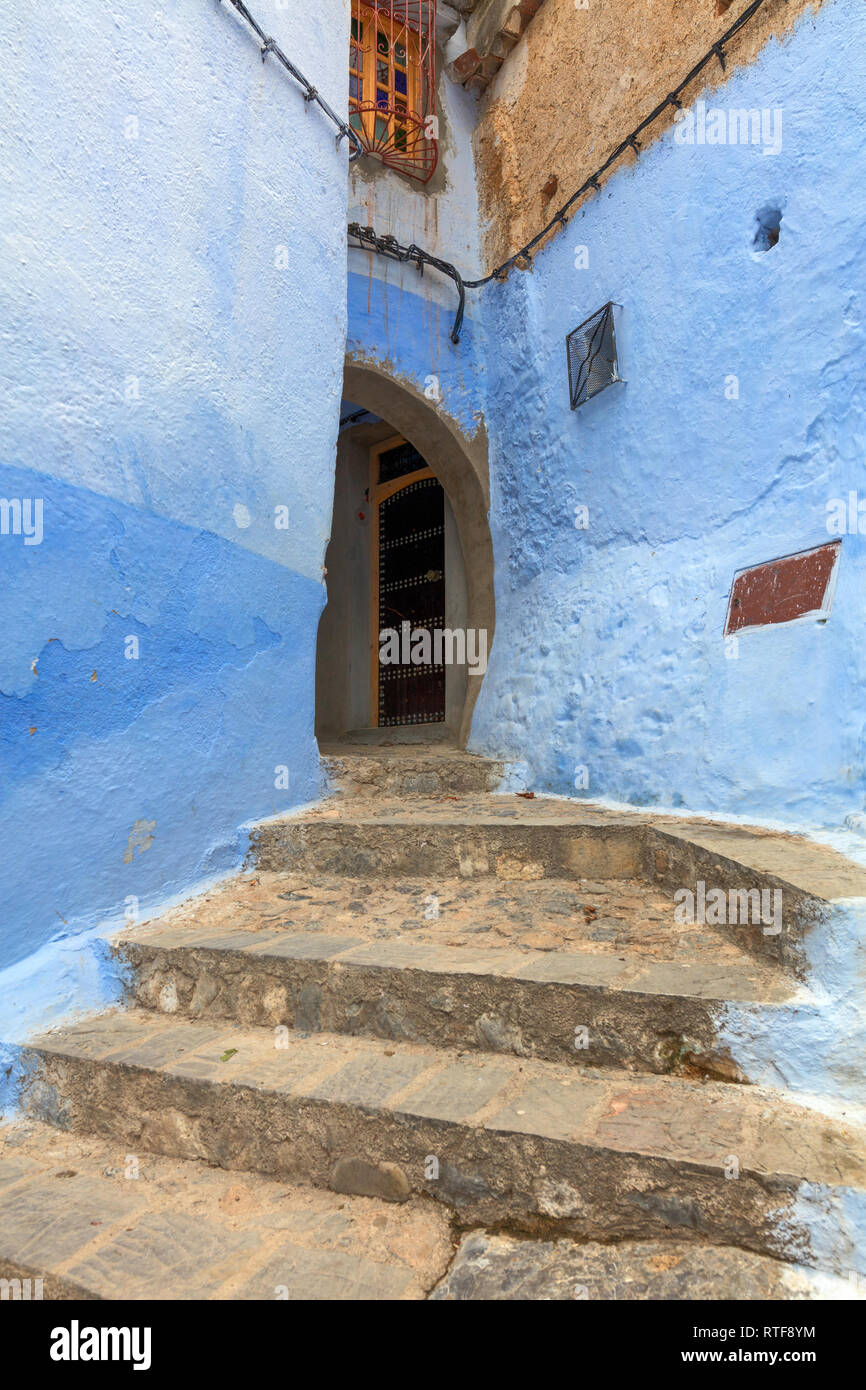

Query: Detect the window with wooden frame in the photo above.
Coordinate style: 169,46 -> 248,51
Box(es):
349,1 -> 438,183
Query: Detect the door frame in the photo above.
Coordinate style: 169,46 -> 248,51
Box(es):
343,360 -> 493,748
368,433 -> 436,727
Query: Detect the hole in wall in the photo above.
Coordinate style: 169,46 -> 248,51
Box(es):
716,0 -> 734,14
754,205 -> 782,252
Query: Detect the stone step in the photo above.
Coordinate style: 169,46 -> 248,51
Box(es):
4,1121 -> 856,1301
320,745 -> 504,797
431,1231 -> 865,1301
251,797 -> 648,882
0,1120 -> 452,1300
249,795 -> 866,972
116,872 -> 794,1081
22,1010 -> 866,1276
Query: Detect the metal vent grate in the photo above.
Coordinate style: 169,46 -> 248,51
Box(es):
566,302 -> 622,411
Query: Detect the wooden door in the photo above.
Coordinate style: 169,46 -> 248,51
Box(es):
370,436 -> 446,727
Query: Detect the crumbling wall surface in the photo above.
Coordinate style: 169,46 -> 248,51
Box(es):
475,0 -> 823,271
0,1 -> 349,1040
468,0 -> 866,830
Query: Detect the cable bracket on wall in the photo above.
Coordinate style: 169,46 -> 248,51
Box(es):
348,223 -> 467,343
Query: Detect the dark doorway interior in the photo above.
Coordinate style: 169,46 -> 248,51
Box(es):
375,441 -> 445,726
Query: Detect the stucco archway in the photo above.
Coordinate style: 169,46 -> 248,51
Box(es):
316,358 -> 494,747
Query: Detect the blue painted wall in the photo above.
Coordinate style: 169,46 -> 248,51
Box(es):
0,0 -> 350,1051
4,0 -> 863,1095
469,0 -> 866,831
347,269 -> 486,437
346,21 -> 487,437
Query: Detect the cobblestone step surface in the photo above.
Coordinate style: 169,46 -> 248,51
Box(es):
115,872 -> 793,1079
22,1010 -> 866,1275
430,1231 -> 866,1301
0,1120 -> 452,1300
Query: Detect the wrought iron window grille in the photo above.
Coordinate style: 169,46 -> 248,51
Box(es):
566,302 -> 624,411
349,1 -> 438,184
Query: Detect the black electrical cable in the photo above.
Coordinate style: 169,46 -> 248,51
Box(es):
347,223 -> 467,343
462,0 -> 774,288
349,0 -> 779,338
339,406 -> 374,427
213,0 -> 780,342
218,0 -> 364,159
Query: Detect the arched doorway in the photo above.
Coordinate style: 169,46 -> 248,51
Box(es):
316,360 -> 494,747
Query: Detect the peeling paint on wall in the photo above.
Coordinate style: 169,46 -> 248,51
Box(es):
0,2 -> 349,1014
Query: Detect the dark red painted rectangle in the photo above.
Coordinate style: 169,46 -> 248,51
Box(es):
724,540 -> 841,635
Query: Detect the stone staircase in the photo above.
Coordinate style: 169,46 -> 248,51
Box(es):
4,746 -> 866,1300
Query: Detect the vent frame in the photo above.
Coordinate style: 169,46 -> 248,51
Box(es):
566,301 -> 624,411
